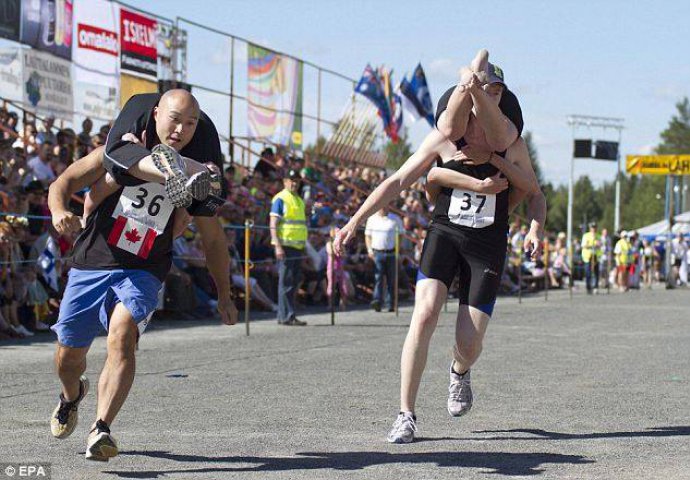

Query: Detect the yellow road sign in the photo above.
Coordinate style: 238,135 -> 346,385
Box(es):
626,155 -> 690,175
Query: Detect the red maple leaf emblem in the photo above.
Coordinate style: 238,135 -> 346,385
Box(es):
124,228 -> 142,244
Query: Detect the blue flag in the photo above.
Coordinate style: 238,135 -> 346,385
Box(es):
355,64 -> 391,130
399,63 -> 434,127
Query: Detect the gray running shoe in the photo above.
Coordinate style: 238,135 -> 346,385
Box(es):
386,412 -> 417,444
151,144 -> 211,208
50,375 -> 89,439
447,364 -> 473,417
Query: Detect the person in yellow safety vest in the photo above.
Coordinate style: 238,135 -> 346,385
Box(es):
581,222 -> 601,294
614,230 -> 632,292
269,169 -> 308,326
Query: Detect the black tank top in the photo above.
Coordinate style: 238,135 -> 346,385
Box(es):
431,157 -> 510,244
68,182 -> 175,281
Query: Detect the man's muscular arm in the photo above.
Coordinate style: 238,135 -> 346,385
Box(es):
48,146 -> 106,235
194,216 -> 238,325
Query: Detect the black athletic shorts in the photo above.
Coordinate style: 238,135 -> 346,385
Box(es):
418,226 -> 507,316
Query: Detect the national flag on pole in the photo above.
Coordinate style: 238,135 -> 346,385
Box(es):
37,236 -> 59,291
354,64 -> 392,131
399,63 -> 434,127
107,215 -> 158,259
378,66 -> 401,142
392,86 -> 403,142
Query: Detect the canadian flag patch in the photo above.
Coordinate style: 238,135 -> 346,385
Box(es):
107,215 -> 158,259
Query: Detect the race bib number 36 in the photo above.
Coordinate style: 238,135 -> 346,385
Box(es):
108,183 -> 174,258
448,188 -> 496,228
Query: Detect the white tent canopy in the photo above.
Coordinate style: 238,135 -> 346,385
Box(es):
635,210 -> 690,238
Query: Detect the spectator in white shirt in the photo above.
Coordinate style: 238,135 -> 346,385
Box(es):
26,141 -> 56,186
365,207 -> 403,312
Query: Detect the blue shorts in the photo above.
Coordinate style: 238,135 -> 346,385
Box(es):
51,268 -> 162,348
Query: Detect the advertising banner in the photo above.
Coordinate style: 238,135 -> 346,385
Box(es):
247,44 -> 303,148
156,20 -> 174,80
120,73 -> 157,108
74,82 -> 118,122
22,48 -> 74,120
0,48 -> 23,102
0,0 -> 21,41
20,0 -> 73,60
120,7 -> 157,80
626,155 -> 690,176
72,0 -> 119,86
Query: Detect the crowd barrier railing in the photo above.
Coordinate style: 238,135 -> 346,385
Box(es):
2,211 -> 649,337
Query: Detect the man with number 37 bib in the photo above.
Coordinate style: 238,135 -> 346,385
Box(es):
46,89 -> 238,461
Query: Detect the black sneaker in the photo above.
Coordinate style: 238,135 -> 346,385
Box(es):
371,301 -> 381,312
284,317 -> 307,326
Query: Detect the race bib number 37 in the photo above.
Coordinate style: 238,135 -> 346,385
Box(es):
448,188 -> 496,228
107,183 -> 174,258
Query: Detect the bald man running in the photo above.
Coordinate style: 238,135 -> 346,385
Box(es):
47,89 -> 237,462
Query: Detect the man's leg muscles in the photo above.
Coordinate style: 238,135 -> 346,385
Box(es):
96,303 -> 138,426
55,344 -> 89,402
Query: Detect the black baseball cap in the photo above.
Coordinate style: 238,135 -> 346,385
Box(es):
486,63 -> 506,86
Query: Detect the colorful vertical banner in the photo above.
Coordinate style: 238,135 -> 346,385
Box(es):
0,48 -> 23,101
72,0 -> 119,119
20,0 -> 73,60
247,44 -> 303,148
119,7 -> 157,80
0,0 -> 21,40
22,48 -> 74,120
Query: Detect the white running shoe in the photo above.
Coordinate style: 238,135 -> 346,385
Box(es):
386,412 -> 417,444
15,325 -> 34,337
447,364 -> 473,417
85,420 -> 119,462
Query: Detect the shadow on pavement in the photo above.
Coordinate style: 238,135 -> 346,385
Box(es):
468,426 -> 690,441
105,449 -> 593,478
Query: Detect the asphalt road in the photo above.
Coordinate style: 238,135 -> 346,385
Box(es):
1,287 -> 689,479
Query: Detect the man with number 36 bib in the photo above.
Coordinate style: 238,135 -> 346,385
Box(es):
46,89 -> 238,461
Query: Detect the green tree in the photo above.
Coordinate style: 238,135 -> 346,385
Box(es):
523,131 -> 545,186
571,175 -> 603,235
657,97 -> 690,154
617,96 -> 690,230
511,131 -> 546,223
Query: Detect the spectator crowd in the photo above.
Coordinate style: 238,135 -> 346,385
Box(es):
1,100 -> 688,342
